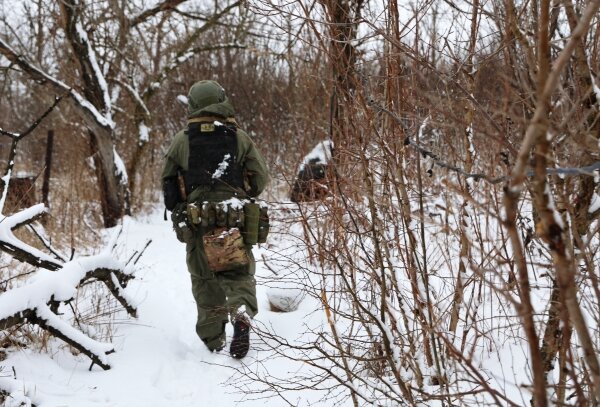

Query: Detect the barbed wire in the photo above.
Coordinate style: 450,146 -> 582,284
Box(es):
368,99 -> 600,185
406,137 -> 600,184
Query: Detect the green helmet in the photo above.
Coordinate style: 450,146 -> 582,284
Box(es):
187,80 -> 235,119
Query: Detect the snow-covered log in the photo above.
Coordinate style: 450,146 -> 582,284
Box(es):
0,207 -> 137,370
0,184 -> 135,371
0,254 -> 136,370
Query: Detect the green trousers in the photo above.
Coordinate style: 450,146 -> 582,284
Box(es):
186,229 -> 258,351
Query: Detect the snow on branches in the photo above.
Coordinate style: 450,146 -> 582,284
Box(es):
0,187 -> 138,372
0,204 -> 62,270
0,193 -> 139,371
0,204 -> 141,403
0,249 -> 136,370
0,95 -> 141,407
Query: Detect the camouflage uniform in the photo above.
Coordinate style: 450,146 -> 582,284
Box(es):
162,80 -> 268,351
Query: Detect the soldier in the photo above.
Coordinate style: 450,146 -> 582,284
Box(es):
162,80 -> 269,358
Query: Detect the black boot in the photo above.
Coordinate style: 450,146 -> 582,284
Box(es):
230,318 -> 250,359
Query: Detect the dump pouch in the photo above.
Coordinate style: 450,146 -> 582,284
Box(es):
203,227 -> 250,272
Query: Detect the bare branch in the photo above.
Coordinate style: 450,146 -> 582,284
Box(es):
128,0 -> 188,28
0,205 -> 63,271
0,255 -> 137,370
0,38 -> 112,130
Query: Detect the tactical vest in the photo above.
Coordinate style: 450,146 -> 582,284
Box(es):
183,122 -> 244,194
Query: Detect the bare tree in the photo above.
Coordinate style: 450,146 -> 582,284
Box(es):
0,0 -> 244,226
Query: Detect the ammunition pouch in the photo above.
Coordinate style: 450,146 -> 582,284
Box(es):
171,203 -> 194,244
187,199 -> 269,245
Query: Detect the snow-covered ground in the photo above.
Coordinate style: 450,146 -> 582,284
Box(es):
1,207 -> 334,407
3,196 -> 591,406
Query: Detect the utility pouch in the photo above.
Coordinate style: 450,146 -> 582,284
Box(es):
203,227 -> 250,272
257,205 -> 270,243
163,177 -> 181,211
242,201 -> 260,245
171,204 -> 194,244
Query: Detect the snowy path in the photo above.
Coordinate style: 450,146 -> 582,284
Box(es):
3,209 -> 331,407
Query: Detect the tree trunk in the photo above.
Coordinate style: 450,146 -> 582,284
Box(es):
60,0 -> 127,227
42,130 -> 54,208
89,128 -> 125,228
